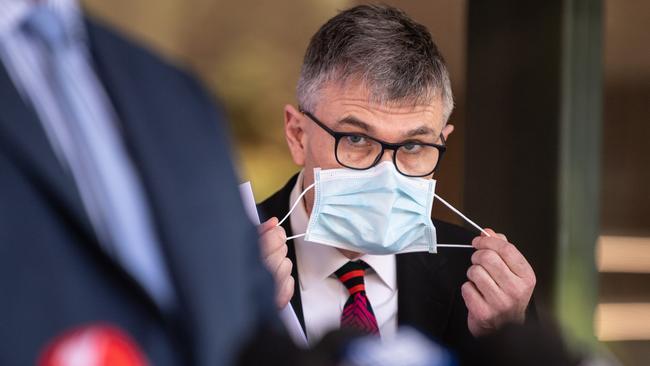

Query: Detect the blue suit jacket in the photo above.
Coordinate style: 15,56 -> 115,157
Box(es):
0,17 -> 276,366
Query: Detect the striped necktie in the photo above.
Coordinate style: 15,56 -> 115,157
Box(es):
335,261 -> 380,335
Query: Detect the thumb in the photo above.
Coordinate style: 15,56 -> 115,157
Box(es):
258,217 -> 279,234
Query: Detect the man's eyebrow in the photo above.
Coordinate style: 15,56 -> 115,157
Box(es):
335,116 -> 375,134
335,116 -> 437,138
403,126 -> 437,138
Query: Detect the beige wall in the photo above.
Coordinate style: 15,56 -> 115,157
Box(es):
601,0 -> 650,234
599,1 -> 650,365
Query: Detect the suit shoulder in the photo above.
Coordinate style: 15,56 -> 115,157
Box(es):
85,16 -> 231,146
85,17 -> 213,104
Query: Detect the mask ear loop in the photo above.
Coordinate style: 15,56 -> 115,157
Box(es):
433,194 -> 491,248
277,183 -> 315,240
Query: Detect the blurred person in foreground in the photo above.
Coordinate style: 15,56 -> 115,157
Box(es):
0,0 -> 280,364
258,4 -> 537,354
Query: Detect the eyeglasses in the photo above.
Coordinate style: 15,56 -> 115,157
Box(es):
301,110 -> 446,177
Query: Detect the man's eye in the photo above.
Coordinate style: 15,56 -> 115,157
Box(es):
402,143 -> 423,153
345,135 -> 367,145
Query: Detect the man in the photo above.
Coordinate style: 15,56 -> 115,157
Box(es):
0,0 -> 277,364
258,4 -> 536,352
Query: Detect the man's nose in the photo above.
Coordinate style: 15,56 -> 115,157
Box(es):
378,149 -> 395,164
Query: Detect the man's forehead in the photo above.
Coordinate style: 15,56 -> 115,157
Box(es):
315,81 -> 444,123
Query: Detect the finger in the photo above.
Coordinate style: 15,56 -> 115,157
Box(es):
472,235 -> 532,279
471,249 -> 519,291
474,228 -> 507,243
472,230 -> 508,250
461,281 -> 490,320
264,243 -> 289,271
484,228 -> 507,242
260,226 -> 287,257
258,217 -> 279,234
276,276 -> 295,309
275,257 -> 293,284
466,264 -> 505,306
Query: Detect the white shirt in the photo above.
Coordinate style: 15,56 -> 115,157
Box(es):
289,170 -> 398,345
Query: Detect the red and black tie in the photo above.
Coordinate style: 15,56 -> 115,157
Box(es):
335,261 -> 379,335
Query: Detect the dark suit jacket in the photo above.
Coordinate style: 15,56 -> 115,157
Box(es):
0,18 -> 276,366
258,174 -> 481,353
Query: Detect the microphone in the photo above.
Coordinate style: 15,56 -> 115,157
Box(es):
342,327 -> 454,366
38,324 -> 148,366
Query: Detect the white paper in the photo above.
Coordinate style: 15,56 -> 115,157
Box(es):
239,181 -> 261,225
279,305 -> 308,347
239,181 -> 309,347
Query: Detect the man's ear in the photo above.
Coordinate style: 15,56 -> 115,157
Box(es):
284,104 -> 307,166
441,123 -> 455,141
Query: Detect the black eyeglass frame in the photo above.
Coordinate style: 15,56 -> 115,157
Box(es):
301,110 -> 447,177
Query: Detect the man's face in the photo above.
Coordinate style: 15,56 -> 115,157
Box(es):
284,80 -> 453,216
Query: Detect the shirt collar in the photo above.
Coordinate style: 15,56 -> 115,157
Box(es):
290,169 -> 397,291
0,0 -> 85,43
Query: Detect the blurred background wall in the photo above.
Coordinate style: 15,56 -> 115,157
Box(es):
597,1 -> 650,365
82,1 -> 648,364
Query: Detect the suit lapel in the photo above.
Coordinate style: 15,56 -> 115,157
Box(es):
89,20 -> 290,363
0,61 -> 95,243
0,37 -> 168,317
86,19 -> 247,342
396,252 -> 456,338
84,20 -> 184,313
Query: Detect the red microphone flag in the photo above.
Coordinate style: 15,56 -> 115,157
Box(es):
38,324 -> 148,366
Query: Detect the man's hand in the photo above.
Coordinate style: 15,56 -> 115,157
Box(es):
259,217 -> 294,309
461,228 -> 536,337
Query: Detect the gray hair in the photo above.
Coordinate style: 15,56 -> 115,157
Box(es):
297,4 -> 454,121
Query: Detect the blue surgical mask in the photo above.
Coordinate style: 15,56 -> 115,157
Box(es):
307,161 -> 437,254
278,161 -> 487,255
